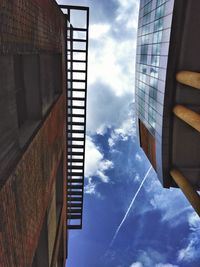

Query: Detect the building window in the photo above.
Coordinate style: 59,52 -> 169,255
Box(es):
14,54 -> 42,146
14,53 -> 62,147
40,53 -> 62,115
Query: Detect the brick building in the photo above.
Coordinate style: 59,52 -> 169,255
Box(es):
0,1 -> 89,266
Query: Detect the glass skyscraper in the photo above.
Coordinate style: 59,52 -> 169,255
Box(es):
135,0 -> 200,215
135,0 -> 175,184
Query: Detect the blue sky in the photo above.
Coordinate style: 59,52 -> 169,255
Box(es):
57,0 -> 200,266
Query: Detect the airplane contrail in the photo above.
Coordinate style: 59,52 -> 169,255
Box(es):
109,166 -> 152,247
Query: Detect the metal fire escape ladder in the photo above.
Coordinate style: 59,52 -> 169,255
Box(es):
60,5 -> 89,229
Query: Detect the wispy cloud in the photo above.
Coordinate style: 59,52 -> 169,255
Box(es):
156,264 -> 179,267
130,262 -> 178,267
85,136 -> 113,183
116,0 -> 139,30
130,262 -> 143,267
84,177 -> 97,195
135,152 -> 142,162
87,0 -> 139,136
87,83 -> 134,134
130,249 -> 179,267
107,102 -> 136,149
177,212 -> 200,263
89,36 -> 135,96
90,23 -> 111,39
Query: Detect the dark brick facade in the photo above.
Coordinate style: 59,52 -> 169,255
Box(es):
0,0 -> 65,54
0,0 -> 67,266
0,96 -> 65,267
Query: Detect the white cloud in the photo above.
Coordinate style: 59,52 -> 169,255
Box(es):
137,249 -> 165,266
132,249 -> 178,267
116,0 -> 139,30
134,173 -> 140,182
149,187 -> 191,224
90,23 -> 111,39
87,82 -> 134,134
139,171 -> 193,226
135,152 -> 142,162
85,0 -> 139,137
188,212 -> 200,231
130,262 -> 143,267
89,37 -> 135,96
177,212 -> 200,263
88,3 -> 138,96
84,177 -> 97,195
85,136 -> 113,182
107,103 -> 136,147
156,264 -> 178,267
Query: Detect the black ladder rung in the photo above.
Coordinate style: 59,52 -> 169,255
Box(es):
68,105 -> 85,110
67,171 -> 83,176
67,215 -> 82,220
67,197 -> 82,202
68,165 -> 83,169
67,137 -> 85,141
67,49 -> 86,53
71,69 -> 86,73
67,27 -> 87,32
67,152 -> 84,157
67,172 -> 83,177
67,79 -> 86,83
67,203 -> 82,208
67,38 -> 87,42
67,224 -> 82,230
69,122 -> 85,126
68,114 -> 85,118
68,184 -> 83,189
68,145 -> 84,149
68,164 -> 83,168
70,88 -> 86,92
68,208 -> 82,214
67,178 -> 83,183
68,59 -> 86,63
68,130 -> 85,134
67,165 -> 83,168
67,137 -> 84,141
68,97 -> 85,101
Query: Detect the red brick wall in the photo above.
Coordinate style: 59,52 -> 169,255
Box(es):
0,1 -> 67,266
0,0 -> 65,54
0,95 -> 65,267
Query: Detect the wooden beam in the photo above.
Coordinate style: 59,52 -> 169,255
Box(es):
176,71 -> 200,90
173,105 -> 200,133
170,169 -> 200,217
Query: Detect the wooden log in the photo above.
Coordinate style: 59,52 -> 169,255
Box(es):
170,169 -> 200,217
173,105 -> 200,133
176,71 -> 200,90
